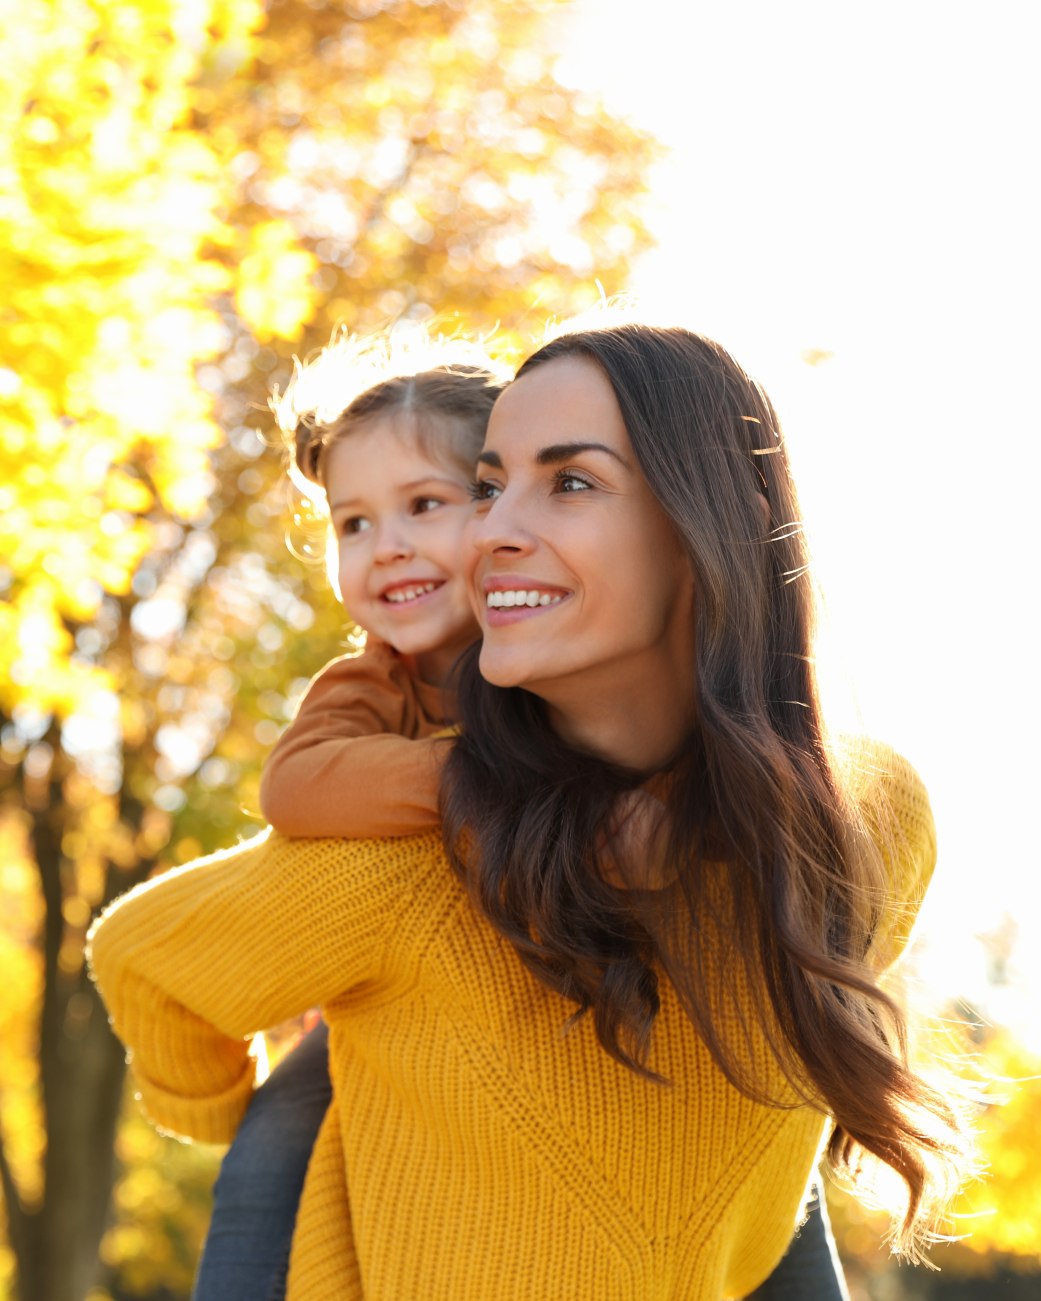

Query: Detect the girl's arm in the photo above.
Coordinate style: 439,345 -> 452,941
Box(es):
259,643 -> 450,839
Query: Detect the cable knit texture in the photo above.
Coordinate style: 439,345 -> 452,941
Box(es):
88,740 -> 933,1300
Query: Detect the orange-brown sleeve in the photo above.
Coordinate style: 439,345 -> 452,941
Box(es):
259,645 -> 450,839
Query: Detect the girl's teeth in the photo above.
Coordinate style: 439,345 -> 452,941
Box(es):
386,582 -> 438,603
486,589 -> 564,609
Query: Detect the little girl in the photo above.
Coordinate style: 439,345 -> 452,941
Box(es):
192,334 -> 507,1299
192,332 -> 850,1301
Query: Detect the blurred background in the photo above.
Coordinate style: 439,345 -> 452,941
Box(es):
0,1 -> 1037,1298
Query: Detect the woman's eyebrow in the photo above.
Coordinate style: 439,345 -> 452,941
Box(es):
536,441 -> 629,467
476,441 -> 630,470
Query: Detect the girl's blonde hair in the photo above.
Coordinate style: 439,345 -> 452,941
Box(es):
271,327 -> 510,497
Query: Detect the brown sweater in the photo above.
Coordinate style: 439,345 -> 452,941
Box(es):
259,641 -> 454,838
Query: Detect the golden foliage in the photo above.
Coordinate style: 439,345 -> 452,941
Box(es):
1,0 -> 266,715
101,1104 -> 221,1298
953,1029 -> 1041,1262
1,0 -> 655,727
0,820 -> 45,1208
830,1020 -> 1041,1284
235,221 -> 320,341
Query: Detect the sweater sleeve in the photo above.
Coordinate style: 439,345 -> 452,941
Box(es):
87,829 -> 436,1143
259,644 -> 448,838
853,741 -> 937,972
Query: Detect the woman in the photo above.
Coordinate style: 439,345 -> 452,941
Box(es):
89,324 -> 969,1298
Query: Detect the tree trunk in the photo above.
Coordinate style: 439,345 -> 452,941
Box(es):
5,752 -> 149,1301
15,981 -> 128,1301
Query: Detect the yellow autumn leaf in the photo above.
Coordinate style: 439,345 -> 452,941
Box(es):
104,471 -> 154,515
234,221 -> 319,341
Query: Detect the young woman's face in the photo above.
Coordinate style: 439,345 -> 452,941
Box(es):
324,415 -> 480,686
468,355 -> 696,712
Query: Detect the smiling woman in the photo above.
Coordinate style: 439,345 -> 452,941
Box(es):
442,323 -> 975,1254
468,353 -> 697,770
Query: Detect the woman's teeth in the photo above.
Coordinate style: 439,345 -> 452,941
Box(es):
384,582 -> 440,603
486,590 -> 564,609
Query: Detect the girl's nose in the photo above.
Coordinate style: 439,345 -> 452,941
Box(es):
372,520 -> 414,564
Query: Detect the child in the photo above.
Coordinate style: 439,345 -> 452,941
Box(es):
192,332 -> 508,1300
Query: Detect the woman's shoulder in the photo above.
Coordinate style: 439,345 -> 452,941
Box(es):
257,826 -> 449,880
832,735 -> 937,967
162,823 -> 444,867
836,735 -> 934,848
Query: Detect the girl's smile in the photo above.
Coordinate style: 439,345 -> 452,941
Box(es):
380,579 -> 446,604
324,415 -> 479,686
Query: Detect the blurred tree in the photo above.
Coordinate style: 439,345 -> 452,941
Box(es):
0,1 -> 656,1297
829,1019 -> 1041,1299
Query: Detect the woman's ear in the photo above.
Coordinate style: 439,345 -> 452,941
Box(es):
756,492 -> 771,529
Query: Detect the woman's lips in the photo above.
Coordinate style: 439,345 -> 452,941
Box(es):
481,583 -> 572,625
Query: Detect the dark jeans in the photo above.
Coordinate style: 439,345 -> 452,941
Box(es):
192,1020 -> 331,1301
746,1185 -> 850,1300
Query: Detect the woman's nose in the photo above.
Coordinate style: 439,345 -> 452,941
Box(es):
469,494 -> 536,558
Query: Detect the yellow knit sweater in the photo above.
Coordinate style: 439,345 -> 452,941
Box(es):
88,743 -> 934,1300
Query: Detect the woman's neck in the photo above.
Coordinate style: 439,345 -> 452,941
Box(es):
542,662 -> 696,772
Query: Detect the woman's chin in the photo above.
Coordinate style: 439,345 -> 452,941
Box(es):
478,640 -> 557,691
476,648 -> 526,689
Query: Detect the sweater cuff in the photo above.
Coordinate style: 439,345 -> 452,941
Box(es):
131,1053 -> 257,1145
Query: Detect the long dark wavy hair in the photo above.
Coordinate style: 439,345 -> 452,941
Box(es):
440,323 -> 971,1254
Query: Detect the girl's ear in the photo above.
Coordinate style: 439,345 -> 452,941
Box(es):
756,492 -> 771,529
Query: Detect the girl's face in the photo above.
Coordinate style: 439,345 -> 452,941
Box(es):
468,355 -> 696,721
324,414 -> 480,686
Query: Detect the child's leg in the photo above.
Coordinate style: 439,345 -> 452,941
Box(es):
192,1020 -> 331,1301
745,1184 -> 850,1301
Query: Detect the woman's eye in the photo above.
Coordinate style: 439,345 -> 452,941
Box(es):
468,479 -> 501,503
554,471 -> 593,494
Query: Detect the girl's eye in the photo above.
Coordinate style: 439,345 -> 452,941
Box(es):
412,496 -> 443,515
469,479 -> 501,503
554,470 -> 593,494
339,516 -> 371,536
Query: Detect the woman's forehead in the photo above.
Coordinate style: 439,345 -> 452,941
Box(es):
487,355 -> 626,451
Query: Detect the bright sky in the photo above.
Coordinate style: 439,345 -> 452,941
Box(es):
558,0 -> 1040,1037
